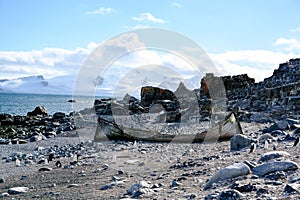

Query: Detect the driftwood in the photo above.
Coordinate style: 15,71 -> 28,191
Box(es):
94,113 -> 242,143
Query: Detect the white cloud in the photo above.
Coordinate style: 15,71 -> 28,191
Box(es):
209,49 -> 299,82
86,7 -> 115,15
0,42 -> 97,79
290,27 -> 300,33
123,25 -> 150,30
275,37 -> 300,52
132,13 -> 165,23
172,2 -> 182,8
205,38 -> 300,82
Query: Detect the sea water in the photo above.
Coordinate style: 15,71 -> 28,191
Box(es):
0,93 -> 99,115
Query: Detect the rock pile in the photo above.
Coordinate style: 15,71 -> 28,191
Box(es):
198,58 -> 300,122
94,86 -> 181,123
0,106 -> 75,144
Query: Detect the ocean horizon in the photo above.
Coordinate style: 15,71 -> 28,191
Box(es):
0,92 -> 104,116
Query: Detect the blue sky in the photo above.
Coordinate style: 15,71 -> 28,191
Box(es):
1,0 -> 300,83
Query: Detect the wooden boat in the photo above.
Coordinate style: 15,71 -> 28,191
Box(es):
94,112 -> 243,143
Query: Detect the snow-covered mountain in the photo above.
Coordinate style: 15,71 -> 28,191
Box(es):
0,72 -> 202,96
0,75 -> 76,95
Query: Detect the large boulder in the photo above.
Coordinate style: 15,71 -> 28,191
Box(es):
141,86 -> 178,109
230,134 -> 253,151
204,163 -> 251,190
141,86 -> 181,122
27,106 -> 48,116
252,161 -> 299,177
94,98 -> 114,115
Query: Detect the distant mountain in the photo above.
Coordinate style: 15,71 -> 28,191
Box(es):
0,75 -> 76,95
0,72 -> 202,96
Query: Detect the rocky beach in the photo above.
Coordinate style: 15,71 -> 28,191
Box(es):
1,58 -> 300,199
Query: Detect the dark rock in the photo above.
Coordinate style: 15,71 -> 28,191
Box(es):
284,183 -> 300,194
290,176 -> 300,183
53,112 -> 66,120
231,182 -> 257,193
230,134 -> 253,151
94,98 -> 114,115
141,86 -> 181,122
38,167 -> 52,172
256,188 -> 269,195
30,135 -> 44,142
252,161 -> 299,177
294,128 -> 300,135
243,160 -> 256,169
216,189 -> 243,200
99,184 -> 113,190
258,151 -> 290,163
7,187 -> 29,195
265,171 -> 286,180
27,106 -> 48,116
270,130 -> 287,137
286,118 -> 300,129
0,177 -> 4,183
141,86 -> 177,107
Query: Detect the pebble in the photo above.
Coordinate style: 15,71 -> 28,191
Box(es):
284,183 -> 300,194
67,183 -> 79,188
204,163 -> 251,190
7,187 -> 29,195
0,177 -> 4,183
273,181 -> 282,186
258,151 -> 290,162
289,176 -> 300,183
0,192 -> 9,197
127,180 -> 151,198
230,134 -> 253,151
38,167 -> 53,172
171,180 -> 181,187
216,189 -> 244,200
252,161 -> 299,177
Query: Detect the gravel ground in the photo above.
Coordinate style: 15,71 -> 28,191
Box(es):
0,121 -> 300,199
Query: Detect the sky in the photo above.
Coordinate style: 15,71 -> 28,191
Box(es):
1,0 -> 300,87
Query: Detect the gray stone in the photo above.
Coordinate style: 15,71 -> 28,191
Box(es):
252,161 -> 299,177
38,167 -> 53,172
294,128 -> 300,135
0,177 -> 4,183
99,184 -> 113,190
67,183 -> 79,188
230,134 -> 253,151
27,106 -> 48,116
127,181 -> 151,197
0,192 -> 9,197
286,118 -> 300,129
258,151 -> 290,162
217,189 -> 243,200
259,133 -> 274,142
289,176 -> 300,183
7,187 -> 29,195
284,183 -> 300,194
204,163 -> 251,190
30,135 -> 43,142
265,171 -> 286,180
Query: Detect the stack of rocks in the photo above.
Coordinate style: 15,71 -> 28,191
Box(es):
198,58 -> 300,122
0,106 -> 75,144
95,58 -> 300,123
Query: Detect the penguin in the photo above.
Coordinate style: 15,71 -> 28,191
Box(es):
249,143 -> 256,154
55,160 -> 62,168
293,136 -> 299,147
48,153 -> 54,162
264,140 -> 269,150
